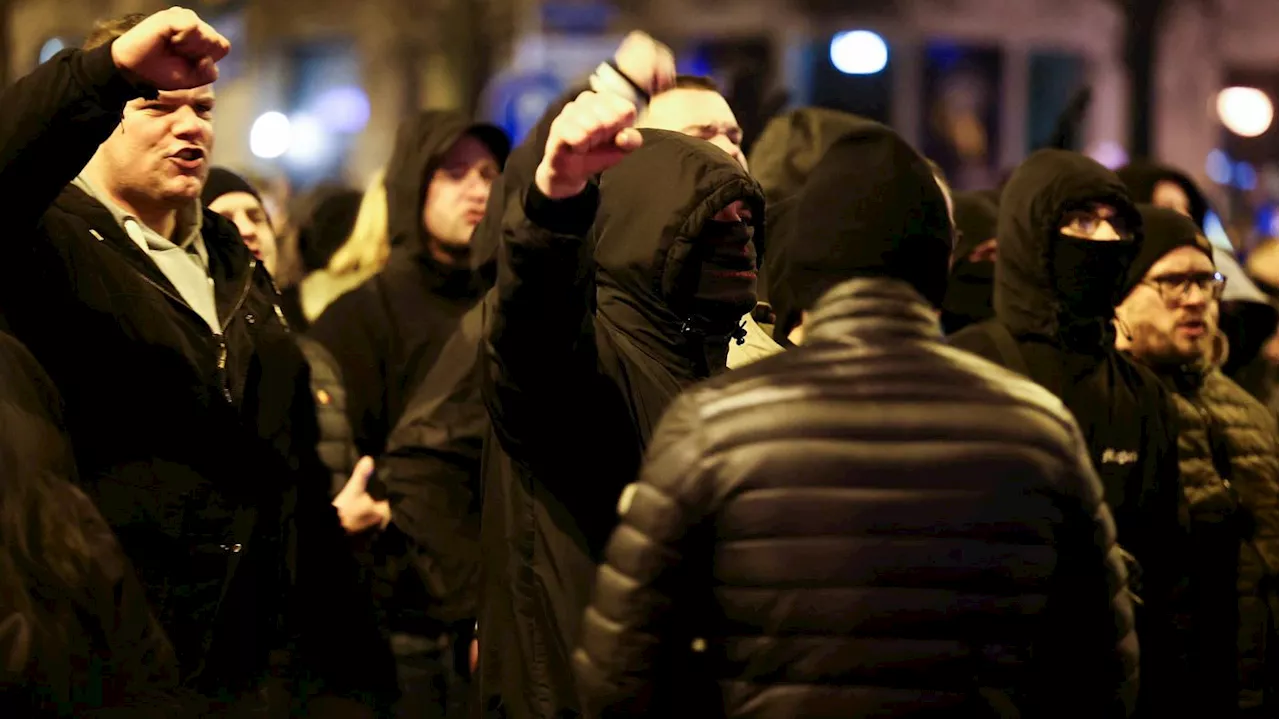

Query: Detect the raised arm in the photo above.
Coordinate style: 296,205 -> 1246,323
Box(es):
0,8 -> 227,229
482,90 -> 641,465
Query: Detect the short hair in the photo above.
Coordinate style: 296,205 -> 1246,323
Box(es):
673,75 -> 721,93
83,13 -> 146,51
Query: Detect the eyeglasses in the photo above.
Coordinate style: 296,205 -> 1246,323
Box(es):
1142,271 -> 1227,304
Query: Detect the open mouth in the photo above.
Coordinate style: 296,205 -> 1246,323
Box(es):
1177,320 -> 1207,336
170,147 -> 206,169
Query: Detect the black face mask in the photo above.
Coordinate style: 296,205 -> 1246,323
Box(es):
685,220 -> 758,328
1048,234 -> 1136,322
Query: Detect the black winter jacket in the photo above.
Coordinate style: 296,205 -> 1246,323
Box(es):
0,333 -> 186,718
310,110 -> 494,459
0,46 -> 392,706
476,130 -> 764,719
296,336 -> 359,497
950,150 -> 1187,718
574,277 -> 1139,719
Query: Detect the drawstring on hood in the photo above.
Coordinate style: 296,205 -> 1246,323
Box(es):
593,130 -> 764,379
993,149 -> 1141,352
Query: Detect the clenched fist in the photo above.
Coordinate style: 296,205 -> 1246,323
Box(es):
534,91 -> 642,200
111,7 -> 230,90
613,31 -> 676,97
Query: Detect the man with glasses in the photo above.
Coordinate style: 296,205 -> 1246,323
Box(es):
1116,206 -> 1278,719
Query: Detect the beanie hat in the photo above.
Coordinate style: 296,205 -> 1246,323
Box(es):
768,121 -> 954,338
1122,204 -> 1214,299
202,167 -> 264,210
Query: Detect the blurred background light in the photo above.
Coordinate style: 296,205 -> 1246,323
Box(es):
830,30 -> 888,75
38,37 -> 66,64
250,112 -> 292,159
1206,148 -> 1232,184
313,86 -> 371,134
1203,209 -> 1232,250
1234,161 -> 1258,191
284,114 -> 334,168
1088,140 -> 1129,170
1216,86 -> 1274,138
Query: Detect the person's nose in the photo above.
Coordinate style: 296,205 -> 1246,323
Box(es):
1181,281 -> 1210,310
235,213 -> 258,243
171,105 -> 209,143
710,136 -> 747,170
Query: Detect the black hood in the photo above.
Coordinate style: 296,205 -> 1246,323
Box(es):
384,110 -> 510,252
748,107 -> 877,301
766,117 -> 954,338
942,190 -> 1000,333
594,129 -> 764,372
994,149 -> 1142,341
1116,160 -> 1210,230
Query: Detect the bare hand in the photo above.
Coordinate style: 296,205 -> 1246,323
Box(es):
110,7 -> 230,90
535,91 -> 642,199
332,457 -> 390,535
470,638 -> 479,674
613,31 -> 676,96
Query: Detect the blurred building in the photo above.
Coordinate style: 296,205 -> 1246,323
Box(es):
7,0 -> 1277,245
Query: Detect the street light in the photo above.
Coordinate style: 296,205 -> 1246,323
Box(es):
1216,86 -> 1274,138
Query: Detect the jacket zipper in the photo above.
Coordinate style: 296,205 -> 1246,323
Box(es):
217,260 -> 258,403
133,259 -> 257,404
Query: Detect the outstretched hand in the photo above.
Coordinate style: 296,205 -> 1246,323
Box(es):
613,31 -> 676,96
110,7 -> 230,90
534,90 -> 642,199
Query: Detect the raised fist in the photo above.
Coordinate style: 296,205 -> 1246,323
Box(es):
110,7 -> 230,90
534,90 -> 642,199
613,31 -> 676,97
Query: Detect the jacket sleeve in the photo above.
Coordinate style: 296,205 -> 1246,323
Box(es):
573,393 -> 712,719
308,287 -> 392,458
1029,421 -> 1140,719
482,181 -> 600,466
381,304 -> 487,623
0,44 -> 142,229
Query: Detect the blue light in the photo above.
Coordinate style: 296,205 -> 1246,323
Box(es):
1258,204 -> 1278,238
38,37 -> 65,64
830,30 -> 888,75
1205,149 -> 1232,185
1203,210 -> 1232,250
313,86 -> 371,134
1234,161 -> 1258,191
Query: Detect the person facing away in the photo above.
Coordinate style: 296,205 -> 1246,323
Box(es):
476,87 -> 763,719
573,132 -> 1139,719
0,332 -> 186,718
948,149 -> 1187,718
309,111 -> 509,460
0,10 -> 392,714
1114,206 -> 1279,718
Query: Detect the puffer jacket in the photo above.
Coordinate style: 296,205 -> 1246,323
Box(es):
574,277 -> 1139,719
1161,366 -> 1279,716
296,336 -> 358,497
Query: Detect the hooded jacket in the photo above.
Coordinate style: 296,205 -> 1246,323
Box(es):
1117,161 -> 1211,230
763,117 -> 953,343
309,110 -> 509,459
950,149 -> 1188,718
941,190 -> 1000,334
575,277 -> 1139,719
748,107 -> 876,302
0,46 -> 392,707
477,129 -> 763,719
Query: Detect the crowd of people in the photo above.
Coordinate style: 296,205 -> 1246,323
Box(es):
0,8 -> 1276,719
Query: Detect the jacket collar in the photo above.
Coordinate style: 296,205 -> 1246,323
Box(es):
803,276 -> 943,345
55,184 -> 258,329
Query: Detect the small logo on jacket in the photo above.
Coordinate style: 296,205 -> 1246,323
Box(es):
1101,448 -> 1139,466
